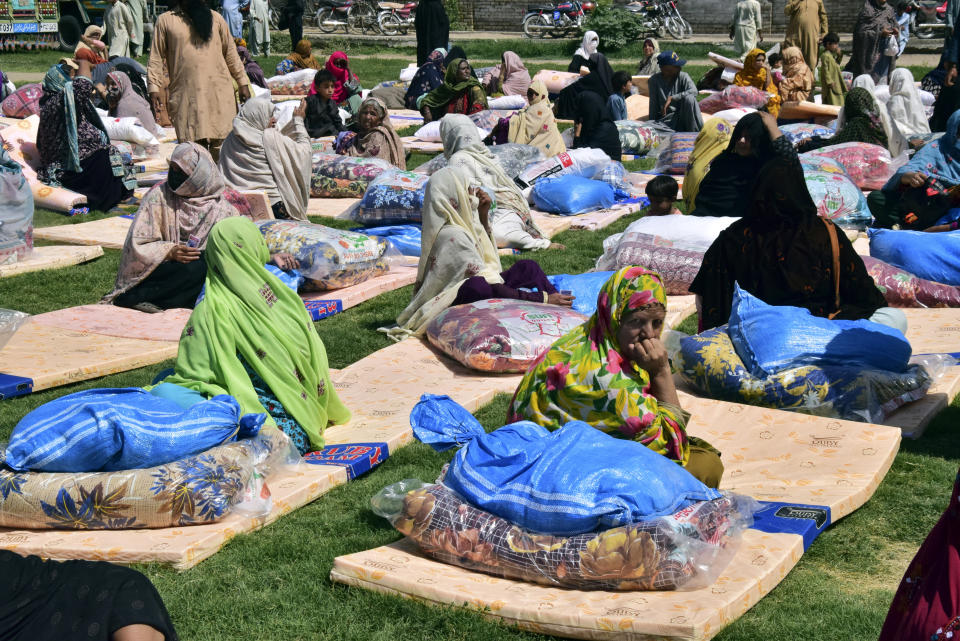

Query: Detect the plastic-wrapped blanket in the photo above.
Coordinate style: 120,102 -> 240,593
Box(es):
0,148 -> 33,265
595,232 -> 704,295
870,228 -> 960,286
861,256 -> 960,308
414,143 -> 544,178
355,169 -> 429,224
4,387 -> 266,472
101,116 -> 160,148
373,481 -> 750,591
616,120 -> 664,155
425,299 -> 587,372
514,148 -> 612,189
676,326 -> 932,423
780,122 -> 835,146
0,429 -> 293,530
0,83 -> 42,118
311,153 -> 394,198
698,85 -> 770,113
804,170 -> 873,229
802,143 -> 909,191
266,68 -> 315,95
653,133 -> 698,175
257,219 -> 389,291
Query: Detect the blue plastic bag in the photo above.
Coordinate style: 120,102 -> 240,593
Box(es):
870,227 -> 960,286
728,284 -> 911,378
354,224 -> 422,256
410,394 -> 721,536
548,271 -> 614,315
4,388 -> 265,472
532,175 -> 616,215
198,263 -> 302,305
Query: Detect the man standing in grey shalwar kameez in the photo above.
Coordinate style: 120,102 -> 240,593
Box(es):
647,51 -> 703,132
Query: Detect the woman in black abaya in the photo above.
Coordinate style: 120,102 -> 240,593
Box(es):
415,0 -> 450,66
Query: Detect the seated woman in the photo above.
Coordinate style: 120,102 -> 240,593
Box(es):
160,217 -> 350,455
682,116 -> 733,212
382,166 -> 572,341
734,48 -> 781,117
334,96 -> 406,169
36,60 -> 135,212
403,47 -> 447,110
689,112 -> 782,217
3,549 -> 178,641
647,50 -> 704,132
325,51 -> 362,114
104,70 -> 158,135
276,39 -> 322,75
888,68 -> 932,143
690,146 -> 902,333
777,46 -> 814,102
219,97 -> 311,221
636,37 -> 660,75
572,91 -> 622,160
482,51 -> 531,97
555,51 -> 615,120
238,45 -> 267,89
91,57 -> 147,88
799,87 -> 890,152
440,114 -> 555,251
868,109 -> 960,231
568,31 -> 600,73
496,79 -> 566,157
103,142 -> 247,311
419,58 -> 488,123
508,266 -> 724,488
73,25 -> 107,65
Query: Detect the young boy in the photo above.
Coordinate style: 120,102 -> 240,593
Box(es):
644,175 -> 682,216
304,69 -> 344,138
767,52 -> 783,85
818,32 -> 846,106
608,71 -> 633,121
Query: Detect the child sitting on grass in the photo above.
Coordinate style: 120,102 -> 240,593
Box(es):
644,175 -> 682,216
608,71 -> 633,121
304,69 -> 345,138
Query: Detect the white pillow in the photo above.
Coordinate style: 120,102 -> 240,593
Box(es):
102,116 -> 159,146
414,120 -> 489,142
488,94 -> 527,110
710,107 -> 756,124
619,215 -> 740,252
399,64 -> 418,82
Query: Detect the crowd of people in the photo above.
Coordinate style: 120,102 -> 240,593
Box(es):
8,0 -> 960,638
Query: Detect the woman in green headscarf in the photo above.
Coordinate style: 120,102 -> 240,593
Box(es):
798,87 -> 889,151
418,58 -> 488,123
161,217 -> 350,454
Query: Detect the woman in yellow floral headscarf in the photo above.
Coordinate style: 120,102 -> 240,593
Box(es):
682,116 -> 733,212
508,266 -> 723,487
734,47 -> 781,117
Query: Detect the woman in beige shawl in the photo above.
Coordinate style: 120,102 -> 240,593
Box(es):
483,51 -> 532,97
506,80 -> 566,158
442,113 -> 558,252
103,142 -> 242,311
778,46 -> 815,102
335,96 -> 406,169
382,165 -> 572,341
218,97 -> 312,220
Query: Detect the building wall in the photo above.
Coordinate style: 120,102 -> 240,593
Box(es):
457,0 -> 861,34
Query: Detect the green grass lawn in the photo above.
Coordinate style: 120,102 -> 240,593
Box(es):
0,46 -> 955,641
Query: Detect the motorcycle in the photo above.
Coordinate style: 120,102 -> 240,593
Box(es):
315,0 -> 379,33
378,0 -> 416,35
907,0 -> 946,40
623,0 -> 690,39
521,0 -> 595,39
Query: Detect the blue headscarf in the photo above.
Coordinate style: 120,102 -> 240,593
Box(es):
42,64 -> 82,172
886,109 -> 960,190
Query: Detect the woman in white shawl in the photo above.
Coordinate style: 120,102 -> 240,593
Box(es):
441,113 -> 558,251
844,73 -> 907,155
218,97 -> 311,220
382,166 -> 571,341
569,31 -> 600,73
886,68 -> 931,143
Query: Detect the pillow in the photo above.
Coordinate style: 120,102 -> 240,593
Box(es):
615,120 -> 663,155
532,175 -> 615,215
802,143 -> 908,191
698,85 -> 770,113
861,256 -> 960,308
547,271 -> 614,315
870,228 -> 960,287
653,133 -> 698,175
0,83 -> 43,118
617,214 -> 738,251
378,482 -> 744,590
531,69 -> 581,93
355,169 -> 428,224
102,116 -> 160,147
413,120 -> 489,142
781,122 -> 835,146
256,220 -> 388,291
311,153 -> 394,198
677,326 -> 931,423
804,170 -> 873,229
426,299 -> 587,372
727,284 -> 912,378
593,231 -> 704,295
704,107 -> 756,124
0,429 -> 290,530
488,94 -> 527,109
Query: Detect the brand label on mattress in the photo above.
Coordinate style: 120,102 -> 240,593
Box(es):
774,506 -> 828,529
752,501 -> 832,551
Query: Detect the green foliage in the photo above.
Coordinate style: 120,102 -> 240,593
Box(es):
444,0 -> 468,30
583,5 -> 646,52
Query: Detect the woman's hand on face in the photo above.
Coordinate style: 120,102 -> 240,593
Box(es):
168,245 -> 202,263
270,252 -> 299,271
625,337 -> 670,376
902,171 -> 928,188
